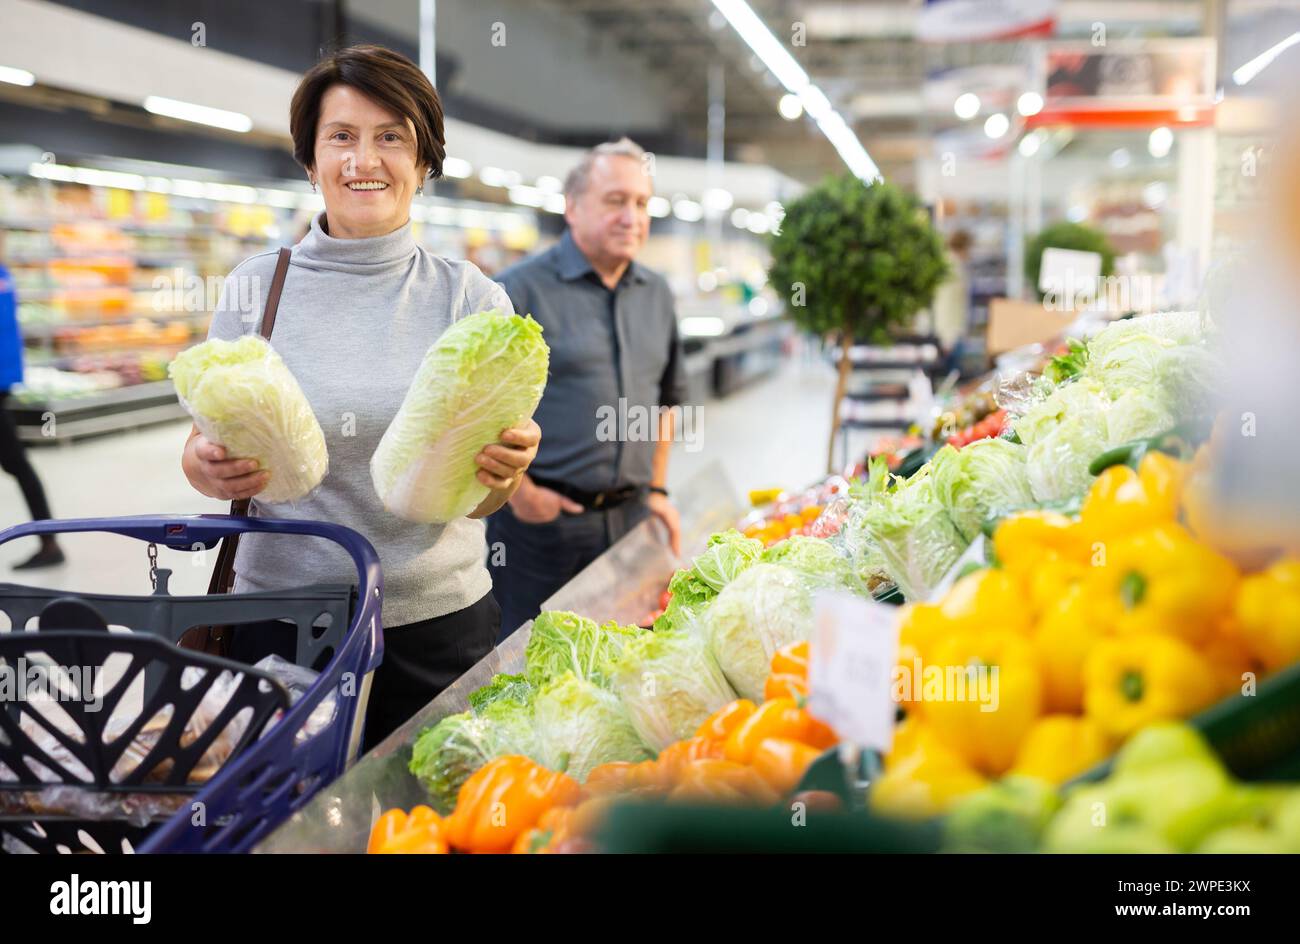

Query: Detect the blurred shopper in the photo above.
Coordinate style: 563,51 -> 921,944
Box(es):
491,138 -> 685,639
180,46 -> 540,749
0,231 -> 64,569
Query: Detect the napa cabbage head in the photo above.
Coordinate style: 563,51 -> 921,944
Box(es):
408,700 -> 541,814
761,535 -> 863,594
524,611 -> 639,688
610,630 -> 737,751
371,310 -> 549,523
703,563 -> 817,700
861,470 -> 969,602
533,672 -> 653,780
169,335 -> 328,503
654,529 -> 763,633
1013,378 -> 1110,447
930,439 -> 1036,543
1105,387 -> 1176,447
1025,408 -> 1110,502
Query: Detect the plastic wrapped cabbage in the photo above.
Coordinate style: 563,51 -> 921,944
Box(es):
761,535 -> 863,593
1087,311 -> 1209,357
930,439 -> 1036,543
1105,388 -> 1176,447
407,699 -> 541,813
533,672 -> 652,781
1013,379 -> 1110,447
703,563 -> 816,700
611,631 -> 737,751
861,471 -> 969,602
371,310 -> 549,523
169,335 -> 327,503
524,611 -> 640,688
1025,411 -> 1110,502
654,530 -> 763,634
467,673 -> 533,713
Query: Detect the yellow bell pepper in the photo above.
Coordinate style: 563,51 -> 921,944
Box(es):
1235,559 -> 1300,672
872,719 -> 987,819
1033,583 -> 1108,713
1084,522 -> 1239,645
922,631 -> 1043,777
994,510 -> 1090,575
1009,714 -> 1113,785
1083,634 -> 1219,740
936,568 -> 1034,637
1079,452 -> 1185,543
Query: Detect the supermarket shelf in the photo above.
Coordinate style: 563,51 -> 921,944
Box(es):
0,216 -> 274,238
6,379 -> 186,443
19,312 -> 212,340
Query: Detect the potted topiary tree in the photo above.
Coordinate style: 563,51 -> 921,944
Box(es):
1023,220 -> 1116,302
767,174 -> 948,472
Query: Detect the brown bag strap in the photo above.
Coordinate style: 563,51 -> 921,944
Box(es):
206,247 -> 293,598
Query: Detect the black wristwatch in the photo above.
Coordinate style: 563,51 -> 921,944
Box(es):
648,485 -> 669,497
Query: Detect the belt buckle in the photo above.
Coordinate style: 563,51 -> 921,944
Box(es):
593,492 -> 606,509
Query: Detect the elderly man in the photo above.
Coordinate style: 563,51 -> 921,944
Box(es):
490,137 -> 684,638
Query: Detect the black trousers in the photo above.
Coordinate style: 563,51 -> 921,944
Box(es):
0,391 -> 53,521
486,499 -> 650,643
228,591 -> 501,755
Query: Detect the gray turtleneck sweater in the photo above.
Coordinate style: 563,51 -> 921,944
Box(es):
207,212 -> 513,626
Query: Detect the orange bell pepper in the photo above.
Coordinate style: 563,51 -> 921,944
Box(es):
366,805 -> 448,854
583,761 -> 639,796
668,758 -> 780,807
443,755 -> 580,854
770,640 -> 810,678
511,805 -> 577,854
694,698 -> 757,742
655,736 -> 726,785
723,697 -> 837,764
750,737 -> 823,795
764,672 -> 809,701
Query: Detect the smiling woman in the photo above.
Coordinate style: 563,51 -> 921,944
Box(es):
179,45 -> 543,751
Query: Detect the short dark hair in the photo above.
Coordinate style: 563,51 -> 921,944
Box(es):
290,45 -> 445,180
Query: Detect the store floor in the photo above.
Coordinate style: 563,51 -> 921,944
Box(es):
0,356 -> 845,603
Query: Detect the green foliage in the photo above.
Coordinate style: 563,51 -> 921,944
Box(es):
1023,222 -> 1117,301
767,174 -> 949,342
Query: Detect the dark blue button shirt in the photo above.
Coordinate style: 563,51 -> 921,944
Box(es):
497,231 -> 684,492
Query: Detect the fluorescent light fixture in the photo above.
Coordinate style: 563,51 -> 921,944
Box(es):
0,66 -> 35,87
1018,133 -> 1041,157
535,175 -> 562,192
1233,31 -> 1300,86
1148,126 -> 1173,159
143,95 -> 252,133
954,92 -> 981,120
731,207 -> 751,228
508,185 -> 546,208
1017,92 -> 1043,117
673,199 -> 704,223
680,315 -> 727,337
984,113 -> 1010,139
478,166 -> 520,188
778,94 -> 803,120
647,196 -> 671,218
704,188 -> 734,211
442,157 -> 473,178
710,0 -> 879,181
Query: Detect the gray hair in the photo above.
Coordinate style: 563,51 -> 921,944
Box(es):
563,136 -> 648,201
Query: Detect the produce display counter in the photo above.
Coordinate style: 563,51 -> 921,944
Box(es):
257,465 -> 745,853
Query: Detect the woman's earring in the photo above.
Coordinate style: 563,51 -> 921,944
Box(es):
416,183 -> 424,196
310,178 -> 317,193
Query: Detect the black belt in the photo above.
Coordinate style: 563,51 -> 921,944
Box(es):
529,474 -> 641,511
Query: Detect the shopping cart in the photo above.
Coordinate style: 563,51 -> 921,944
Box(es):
0,514 -> 382,854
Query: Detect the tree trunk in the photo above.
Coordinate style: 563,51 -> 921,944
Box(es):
827,332 -> 853,474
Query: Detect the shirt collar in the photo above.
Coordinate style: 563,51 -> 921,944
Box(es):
554,230 -> 648,285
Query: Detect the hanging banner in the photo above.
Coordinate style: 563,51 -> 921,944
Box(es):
1029,38 -> 1217,128
917,0 -> 1058,43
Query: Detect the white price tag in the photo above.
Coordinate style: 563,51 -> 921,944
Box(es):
926,534 -> 987,603
807,591 -> 901,753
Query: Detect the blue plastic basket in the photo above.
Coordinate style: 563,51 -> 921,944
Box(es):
0,514 -> 382,854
